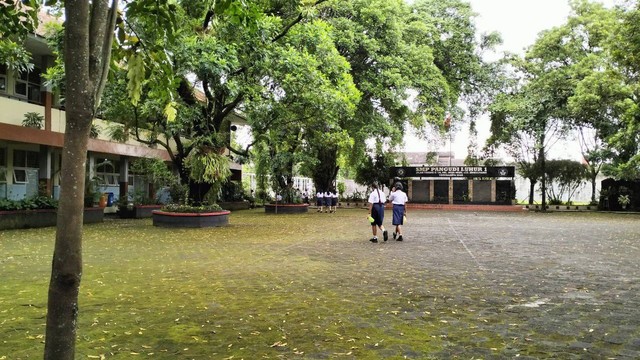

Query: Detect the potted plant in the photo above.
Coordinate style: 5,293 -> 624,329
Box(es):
22,112 -> 44,129
84,175 -> 103,207
618,194 -> 631,210
152,203 -> 230,228
152,150 -> 232,227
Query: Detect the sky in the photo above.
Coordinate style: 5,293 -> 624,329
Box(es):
403,0 -> 617,160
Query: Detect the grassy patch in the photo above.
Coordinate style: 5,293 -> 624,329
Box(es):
1,209 -> 446,359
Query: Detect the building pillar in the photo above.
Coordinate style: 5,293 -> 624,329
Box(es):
429,179 -> 434,201
87,155 -> 96,179
38,145 -> 52,196
468,179 -> 474,202
449,178 -> 453,204
119,156 -> 129,201
491,179 -> 497,203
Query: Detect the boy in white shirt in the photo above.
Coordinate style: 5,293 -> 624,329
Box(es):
367,182 -> 388,243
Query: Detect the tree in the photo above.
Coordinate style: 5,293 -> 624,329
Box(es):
488,81 -> 568,207
318,0 -> 495,186
44,2 -> 117,358
544,159 -> 587,204
22,0 -> 185,357
573,0 -> 640,180
97,0 -> 332,204
249,18 -> 359,198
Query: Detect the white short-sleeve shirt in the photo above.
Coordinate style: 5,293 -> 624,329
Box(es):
368,189 -> 387,204
389,190 -> 408,205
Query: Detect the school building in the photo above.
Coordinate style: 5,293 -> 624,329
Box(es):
0,17 -> 242,206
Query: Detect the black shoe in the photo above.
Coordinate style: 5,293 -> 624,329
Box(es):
383,230 -> 388,241
369,237 -> 378,243
397,235 -> 403,241
393,232 -> 397,240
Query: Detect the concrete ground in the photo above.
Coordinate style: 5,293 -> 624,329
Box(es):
366,210 -> 640,359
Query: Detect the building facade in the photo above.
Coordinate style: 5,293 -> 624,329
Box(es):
1,29 -> 241,207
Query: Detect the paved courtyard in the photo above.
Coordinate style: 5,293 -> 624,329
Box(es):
352,210 -> 640,359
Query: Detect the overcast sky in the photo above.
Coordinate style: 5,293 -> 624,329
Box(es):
404,0 -> 617,159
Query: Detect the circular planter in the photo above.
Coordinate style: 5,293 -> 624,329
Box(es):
152,210 -> 230,228
218,201 -> 251,211
264,203 -> 309,214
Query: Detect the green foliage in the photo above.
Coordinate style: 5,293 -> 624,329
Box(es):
347,190 -> 365,202
618,194 -> 631,206
89,123 -> 100,139
0,195 -> 58,211
543,159 -> 588,204
337,182 -> 346,198
167,181 -> 189,205
161,203 -> 223,213
219,180 -> 247,202
129,157 -> 175,190
184,150 -> 231,185
354,151 -> 396,190
22,112 -> 44,129
126,53 -> 145,106
0,0 -> 39,72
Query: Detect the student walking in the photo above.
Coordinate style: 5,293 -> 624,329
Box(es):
324,189 -> 332,213
330,188 -> 338,213
367,182 -> 388,243
389,183 -> 408,241
316,190 -> 324,212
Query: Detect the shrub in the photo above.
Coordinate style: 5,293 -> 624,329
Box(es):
0,196 -> 58,211
219,180 -> 246,202
161,203 -> 223,213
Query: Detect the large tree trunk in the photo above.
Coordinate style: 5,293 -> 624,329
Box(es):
45,114 -> 92,359
528,179 -> 537,205
590,175 -> 597,204
45,1 -> 116,358
188,180 -> 213,205
311,145 -> 339,191
539,141 -> 547,212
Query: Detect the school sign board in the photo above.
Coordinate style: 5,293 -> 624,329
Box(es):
392,166 -> 515,178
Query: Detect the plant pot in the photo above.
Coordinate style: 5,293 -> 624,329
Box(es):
264,203 -> 309,214
0,208 -> 104,230
152,210 -> 230,228
118,205 -> 162,219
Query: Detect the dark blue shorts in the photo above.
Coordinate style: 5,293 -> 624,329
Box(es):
371,203 -> 385,226
316,198 -> 323,206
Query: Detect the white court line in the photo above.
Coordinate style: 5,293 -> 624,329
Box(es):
447,218 -> 487,271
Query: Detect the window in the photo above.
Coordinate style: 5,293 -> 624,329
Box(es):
15,67 -> 42,103
13,149 -> 39,184
96,160 -> 120,186
0,64 -> 6,92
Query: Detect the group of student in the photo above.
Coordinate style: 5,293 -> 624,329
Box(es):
367,182 -> 408,243
315,189 -> 339,213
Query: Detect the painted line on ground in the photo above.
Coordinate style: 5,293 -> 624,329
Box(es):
447,218 -> 487,271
